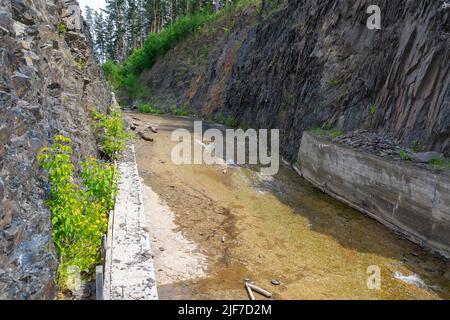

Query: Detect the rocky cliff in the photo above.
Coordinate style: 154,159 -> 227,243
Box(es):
0,0 -> 112,299
137,0 -> 450,160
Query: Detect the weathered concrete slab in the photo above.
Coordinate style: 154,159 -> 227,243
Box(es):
103,144 -> 158,300
299,132 -> 450,258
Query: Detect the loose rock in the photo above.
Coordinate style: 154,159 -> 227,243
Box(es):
271,279 -> 280,286
412,152 -> 444,163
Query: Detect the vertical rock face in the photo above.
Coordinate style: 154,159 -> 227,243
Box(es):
137,1 -> 449,161
0,0 -> 112,299
225,0 -> 450,159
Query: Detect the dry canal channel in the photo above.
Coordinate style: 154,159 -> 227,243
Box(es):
128,112 -> 450,300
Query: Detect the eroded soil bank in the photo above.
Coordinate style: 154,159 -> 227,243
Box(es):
130,112 -> 450,300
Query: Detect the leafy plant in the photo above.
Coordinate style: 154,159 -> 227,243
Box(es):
399,149 -> 412,161
58,22 -> 67,34
101,60 -> 124,91
80,158 -> 118,211
370,104 -> 377,115
93,109 -> 133,160
39,135 -> 116,287
76,58 -> 87,71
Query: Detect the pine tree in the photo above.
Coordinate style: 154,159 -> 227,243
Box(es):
105,0 -> 128,63
93,11 -> 107,61
84,6 -> 95,36
104,11 -> 116,61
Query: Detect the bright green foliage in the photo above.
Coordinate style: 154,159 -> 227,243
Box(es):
93,109 -> 133,159
137,102 -> 164,114
58,22 -> 67,34
399,149 -> 412,161
370,105 -> 377,115
101,60 -> 123,91
76,58 -> 87,71
80,158 -> 118,211
39,135 -> 117,286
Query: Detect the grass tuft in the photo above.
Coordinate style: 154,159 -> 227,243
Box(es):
308,126 -> 343,139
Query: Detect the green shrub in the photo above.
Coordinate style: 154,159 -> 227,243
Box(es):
137,102 -> 164,114
101,60 -> 124,91
429,158 -> 450,171
399,149 -> 412,161
58,22 -> 67,34
80,158 -> 118,211
93,109 -> 133,160
170,106 -> 193,116
76,58 -> 87,71
39,135 -> 116,286
214,112 -> 239,128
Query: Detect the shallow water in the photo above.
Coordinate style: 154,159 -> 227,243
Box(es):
131,113 -> 450,300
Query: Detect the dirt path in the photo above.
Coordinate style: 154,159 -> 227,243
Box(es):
129,112 -> 450,300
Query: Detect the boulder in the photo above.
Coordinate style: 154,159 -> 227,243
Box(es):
412,152 -> 444,163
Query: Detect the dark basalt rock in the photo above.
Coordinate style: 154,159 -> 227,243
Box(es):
225,0 -> 450,160
412,151 -> 444,163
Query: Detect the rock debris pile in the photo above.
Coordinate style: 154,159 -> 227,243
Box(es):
332,129 -> 446,165
334,129 -> 404,158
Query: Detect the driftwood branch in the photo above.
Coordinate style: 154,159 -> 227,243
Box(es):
244,283 -> 256,300
246,283 -> 272,298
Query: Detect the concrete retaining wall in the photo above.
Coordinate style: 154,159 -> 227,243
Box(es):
298,132 -> 450,258
102,144 -> 158,300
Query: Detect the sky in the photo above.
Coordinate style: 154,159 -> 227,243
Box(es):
78,0 -> 106,15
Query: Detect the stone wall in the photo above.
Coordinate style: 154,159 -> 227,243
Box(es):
299,132 -> 450,258
0,0 -> 112,299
